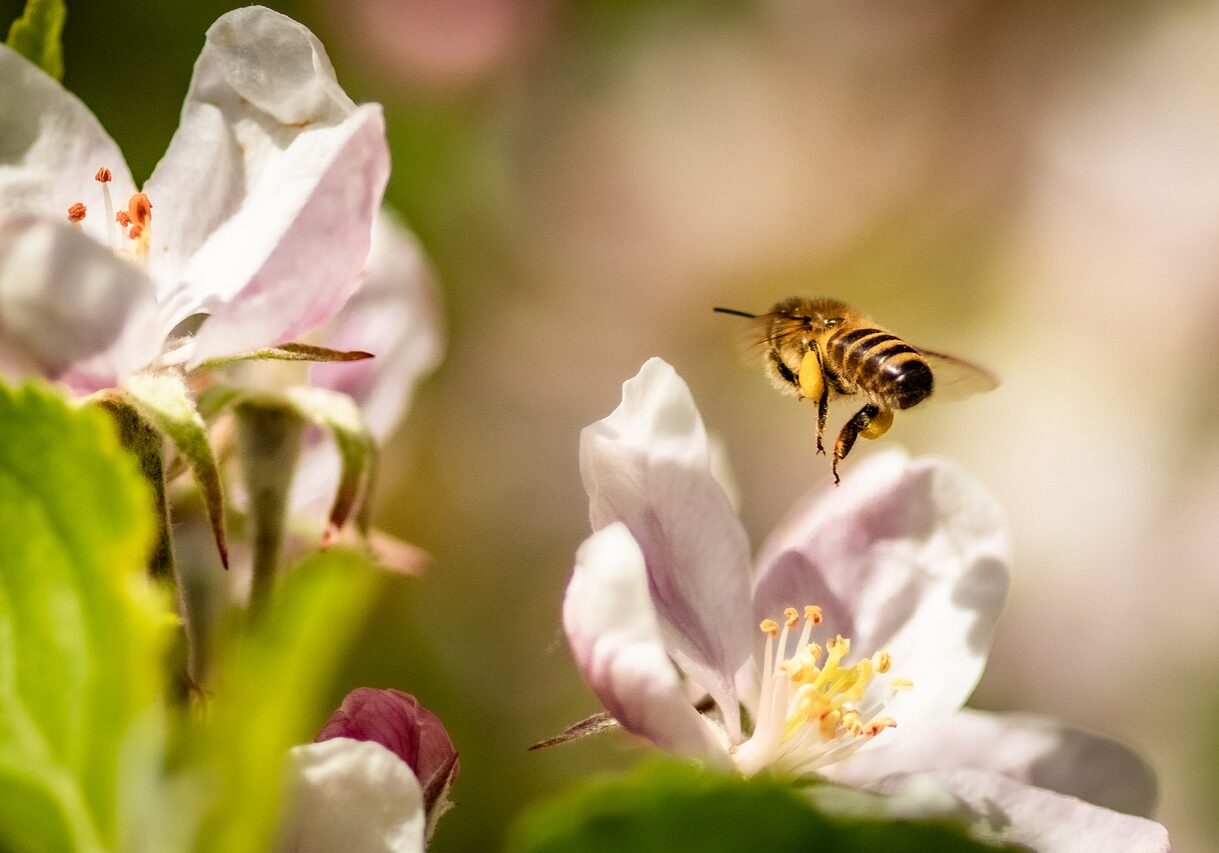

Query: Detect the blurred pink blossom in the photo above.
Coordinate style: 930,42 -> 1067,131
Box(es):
321,0 -> 550,90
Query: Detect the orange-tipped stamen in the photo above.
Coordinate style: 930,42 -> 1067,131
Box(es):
96,167 -> 116,248
67,202 -> 87,223
125,192 -> 152,259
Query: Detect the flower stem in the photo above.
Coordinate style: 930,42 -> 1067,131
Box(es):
234,399 -> 306,618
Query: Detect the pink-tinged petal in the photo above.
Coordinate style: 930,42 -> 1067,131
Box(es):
279,738 -> 424,853
753,453 -> 1010,735
0,46 -> 137,248
291,209 -> 443,511
827,709 -> 1158,819
313,209 -> 443,438
316,688 -> 458,824
563,523 -> 729,762
871,769 -> 1171,853
0,217 -> 160,391
580,358 -> 752,737
143,7 -> 389,360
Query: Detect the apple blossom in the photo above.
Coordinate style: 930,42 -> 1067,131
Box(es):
563,357 -> 1169,851
279,688 -> 459,852
0,5 -> 389,391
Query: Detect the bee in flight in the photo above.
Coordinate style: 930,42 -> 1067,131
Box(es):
715,296 -> 998,484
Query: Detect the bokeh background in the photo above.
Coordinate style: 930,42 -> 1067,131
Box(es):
6,0 -> 1219,849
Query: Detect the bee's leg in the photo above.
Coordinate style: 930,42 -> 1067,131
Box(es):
831,404 -> 893,484
769,349 -> 800,391
798,345 -> 830,454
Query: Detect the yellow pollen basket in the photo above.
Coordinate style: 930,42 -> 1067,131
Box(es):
798,349 -> 824,400
759,604 -> 907,746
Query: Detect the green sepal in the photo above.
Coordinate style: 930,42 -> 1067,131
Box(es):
6,0 -> 66,80
284,386 -> 376,537
194,383 -> 377,541
124,372 -> 229,570
89,389 -> 176,580
0,381 -> 173,851
193,343 -> 374,372
194,383 -> 246,422
507,759 -> 1023,853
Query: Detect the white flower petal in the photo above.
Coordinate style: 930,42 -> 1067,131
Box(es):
279,738 -> 424,853
291,209 -> 444,512
563,523 -> 729,762
0,217 -> 160,391
753,453 -> 1010,736
0,45 -> 137,247
827,709 -> 1158,819
143,6 -> 389,360
871,769 -> 1171,853
580,358 -> 753,736
313,209 -> 443,439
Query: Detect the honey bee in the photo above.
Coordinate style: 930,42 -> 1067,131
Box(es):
715,297 -> 998,483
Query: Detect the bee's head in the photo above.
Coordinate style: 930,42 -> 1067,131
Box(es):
771,296 -> 850,331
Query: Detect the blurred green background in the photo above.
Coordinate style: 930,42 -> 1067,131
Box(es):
7,0 -> 1219,849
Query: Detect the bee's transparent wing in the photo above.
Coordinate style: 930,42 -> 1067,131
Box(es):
919,348 -> 1000,401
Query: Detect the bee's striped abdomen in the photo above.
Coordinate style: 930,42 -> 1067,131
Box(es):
827,327 -> 933,409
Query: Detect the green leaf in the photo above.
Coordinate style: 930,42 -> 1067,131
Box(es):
506,760 -> 1022,853
124,372 -> 228,569
194,343 -> 375,371
5,0 -> 66,80
0,382 -> 172,852
188,549 -> 382,853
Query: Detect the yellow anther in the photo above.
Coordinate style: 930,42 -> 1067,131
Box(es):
841,710 -> 864,736
826,635 -> 850,657
759,618 -> 779,637
872,650 -> 892,673
786,655 -> 821,687
804,605 -> 823,625
798,348 -> 825,400
67,202 -> 87,222
890,678 -> 914,692
818,709 -> 841,739
847,659 -> 874,700
862,408 -> 894,440
866,717 -> 897,736
806,643 -> 822,662
784,607 -> 800,628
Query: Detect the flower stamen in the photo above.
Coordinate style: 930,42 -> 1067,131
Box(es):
733,603 -> 910,777
96,166 -> 116,250
124,192 -> 153,260
67,202 -> 87,224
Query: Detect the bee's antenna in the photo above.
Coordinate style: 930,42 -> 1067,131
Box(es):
713,307 -> 758,319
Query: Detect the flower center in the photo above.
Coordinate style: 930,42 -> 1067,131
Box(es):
731,604 -> 912,777
67,167 -> 153,262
